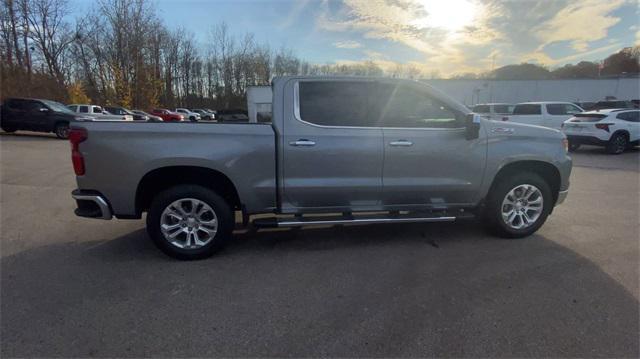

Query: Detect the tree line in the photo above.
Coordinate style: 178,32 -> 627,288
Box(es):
2,0 -> 639,111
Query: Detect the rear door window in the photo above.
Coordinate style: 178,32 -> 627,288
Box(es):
493,104 -> 512,114
298,81 -> 372,127
513,104 -> 541,115
617,111 -> 640,122
548,103 -> 582,115
7,99 -> 27,110
79,106 -> 89,113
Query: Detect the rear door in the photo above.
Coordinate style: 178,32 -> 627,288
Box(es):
7,99 -> 48,130
376,82 -> 487,206
281,79 -> 383,211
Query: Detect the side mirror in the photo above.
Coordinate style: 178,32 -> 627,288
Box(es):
465,113 -> 481,140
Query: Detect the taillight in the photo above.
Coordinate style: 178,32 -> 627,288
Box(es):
595,123 -> 612,132
69,128 -> 88,175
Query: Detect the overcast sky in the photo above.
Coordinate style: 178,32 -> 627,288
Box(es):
73,0 -> 640,76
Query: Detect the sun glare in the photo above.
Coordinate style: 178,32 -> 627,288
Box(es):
413,0 -> 478,33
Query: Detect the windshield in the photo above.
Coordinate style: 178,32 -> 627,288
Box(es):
41,100 -> 74,114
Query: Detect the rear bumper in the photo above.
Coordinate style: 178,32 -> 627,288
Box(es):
72,189 -> 113,220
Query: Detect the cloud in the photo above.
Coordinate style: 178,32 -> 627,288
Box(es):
534,0 -> 625,51
522,43 -> 622,65
333,40 -> 363,49
315,0 -> 629,76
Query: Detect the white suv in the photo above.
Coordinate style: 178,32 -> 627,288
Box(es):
175,108 -> 201,122
562,109 -> 639,154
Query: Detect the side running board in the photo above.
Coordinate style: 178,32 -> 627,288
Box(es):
253,212 -> 464,228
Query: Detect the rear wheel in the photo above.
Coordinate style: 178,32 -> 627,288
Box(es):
146,185 -> 234,260
484,172 -> 552,238
606,133 -> 627,154
54,122 -> 70,139
1,125 -> 16,133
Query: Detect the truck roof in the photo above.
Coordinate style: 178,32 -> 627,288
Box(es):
515,101 -> 577,105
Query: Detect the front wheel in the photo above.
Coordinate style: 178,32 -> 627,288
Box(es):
484,173 -> 552,238
54,122 -> 70,139
146,185 -> 234,260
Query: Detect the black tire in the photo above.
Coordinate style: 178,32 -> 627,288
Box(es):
54,122 -> 70,139
146,185 -> 234,260
606,132 -> 627,154
1,126 -> 16,133
568,141 -> 580,152
484,172 -> 553,238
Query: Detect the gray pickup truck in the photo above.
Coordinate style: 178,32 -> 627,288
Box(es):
70,77 -> 572,259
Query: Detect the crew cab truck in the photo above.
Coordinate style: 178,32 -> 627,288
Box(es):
70,77 -> 572,260
1,98 -> 91,139
505,102 -> 583,130
68,104 -> 133,121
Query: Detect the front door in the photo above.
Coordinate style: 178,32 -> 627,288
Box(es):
282,80 -> 384,211
545,103 -> 582,129
376,83 -> 487,206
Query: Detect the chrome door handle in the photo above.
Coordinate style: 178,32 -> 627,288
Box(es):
289,139 -> 316,147
389,140 -> 413,147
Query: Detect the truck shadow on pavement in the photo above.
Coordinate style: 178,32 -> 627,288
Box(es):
2,221 -> 639,357
0,132 -> 58,141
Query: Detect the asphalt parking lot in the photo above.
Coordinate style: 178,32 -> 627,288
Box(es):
1,131 -> 639,357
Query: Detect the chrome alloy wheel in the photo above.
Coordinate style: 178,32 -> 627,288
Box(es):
501,184 -> 544,230
160,198 -> 218,249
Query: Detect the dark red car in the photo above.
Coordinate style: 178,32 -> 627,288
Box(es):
151,108 -> 184,122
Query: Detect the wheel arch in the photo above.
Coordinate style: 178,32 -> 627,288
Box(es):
611,129 -> 630,140
135,166 -> 241,216
488,160 -> 561,204
53,120 -> 69,131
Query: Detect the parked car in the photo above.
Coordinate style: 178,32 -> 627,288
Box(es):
175,108 -> 201,122
216,109 -> 249,122
68,104 -> 133,121
562,109 -> 639,154
104,106 -> 145,121
592,100 -> 634,110
150,108 -> 184,122
1,98 -> 92,139
132,110 -> 163,122
70,76 -> 571,260
472,103 -> 514,121
191,109 -> 215,121
504,102 -> 583,130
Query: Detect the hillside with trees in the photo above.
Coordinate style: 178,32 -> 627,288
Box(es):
1,0 -> 639,110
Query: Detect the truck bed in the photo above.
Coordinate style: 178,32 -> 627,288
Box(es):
72,121 -> 277,217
